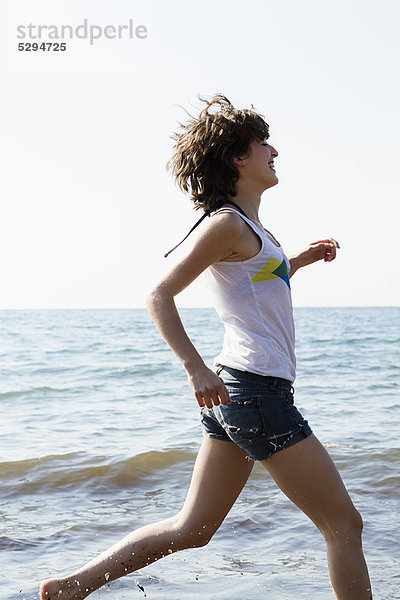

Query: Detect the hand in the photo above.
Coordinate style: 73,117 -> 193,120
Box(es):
290,238 -> 340,274
185,364 -> 231,408
309,238 -> 340,263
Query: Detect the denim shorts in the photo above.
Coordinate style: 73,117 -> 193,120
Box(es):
200,364 -> 313,461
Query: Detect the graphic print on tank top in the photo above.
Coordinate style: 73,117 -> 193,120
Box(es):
250,256 -> 290,288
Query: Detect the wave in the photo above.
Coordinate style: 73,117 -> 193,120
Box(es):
0,383 -> 107,400
0,386 -> 72,400
0,536 -> 41,551
0,449 -> 195,497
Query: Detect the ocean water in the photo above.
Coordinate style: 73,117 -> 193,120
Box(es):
0,307 -> 399,600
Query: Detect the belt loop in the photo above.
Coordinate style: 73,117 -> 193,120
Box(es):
215,364 -> 224,377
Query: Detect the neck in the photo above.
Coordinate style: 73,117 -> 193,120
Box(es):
226,192 -> 262,222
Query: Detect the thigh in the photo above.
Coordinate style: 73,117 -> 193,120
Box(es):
177,435 -> 254,533
261,434 -> 359,534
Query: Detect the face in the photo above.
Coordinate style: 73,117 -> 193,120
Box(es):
236,139 -> 279,190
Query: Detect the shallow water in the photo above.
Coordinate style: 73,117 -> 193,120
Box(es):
0,307 -> 399,599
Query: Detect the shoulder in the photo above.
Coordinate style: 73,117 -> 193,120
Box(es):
183,209 -> 246,264
205,209 -> 247,238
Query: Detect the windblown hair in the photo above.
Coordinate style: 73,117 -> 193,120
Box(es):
167,94 -> 269,211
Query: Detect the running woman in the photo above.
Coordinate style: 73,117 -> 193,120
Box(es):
40,94 -> 372,600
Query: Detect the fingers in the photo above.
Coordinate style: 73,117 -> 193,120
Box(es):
324,239 -> 339,262
311,238 -> 340,249
196,391 -> 216,409
310,238 -> 340,263
194,378 -> 231,408
322,242 -> 335,262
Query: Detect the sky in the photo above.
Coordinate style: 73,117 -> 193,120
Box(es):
1,0 -> 399,309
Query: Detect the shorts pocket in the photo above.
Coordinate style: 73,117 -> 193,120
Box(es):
216,396 -> 265,441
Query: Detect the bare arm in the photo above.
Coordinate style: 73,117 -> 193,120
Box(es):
147,213 -> 244,408
289,238 -> 340,278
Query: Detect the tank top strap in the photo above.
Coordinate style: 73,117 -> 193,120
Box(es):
213,206 -> 265,238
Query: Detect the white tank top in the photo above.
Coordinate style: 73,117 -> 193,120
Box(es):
206,208 -> 296,382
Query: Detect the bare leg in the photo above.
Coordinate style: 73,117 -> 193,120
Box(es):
262,434 -> 372,600
40,437 -> 253,600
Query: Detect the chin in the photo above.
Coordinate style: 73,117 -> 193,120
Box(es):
265,176 -> 279,189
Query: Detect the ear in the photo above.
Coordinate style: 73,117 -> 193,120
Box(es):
233,154 -> 248,167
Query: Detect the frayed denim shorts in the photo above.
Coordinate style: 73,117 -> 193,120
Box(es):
200,364 -> 313,461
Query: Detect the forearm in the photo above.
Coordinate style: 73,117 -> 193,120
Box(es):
289,239 -> 339,277
146,286 -> 205,370
289,255 -> 302,278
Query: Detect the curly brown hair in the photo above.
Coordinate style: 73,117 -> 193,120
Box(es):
166,94 -> 269,212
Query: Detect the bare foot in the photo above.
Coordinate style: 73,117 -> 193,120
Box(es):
40,577 -> 91,600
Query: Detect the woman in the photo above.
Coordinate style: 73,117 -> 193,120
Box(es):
40,95 -> 372,600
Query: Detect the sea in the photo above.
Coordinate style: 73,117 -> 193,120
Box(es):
0,307 -> 399,600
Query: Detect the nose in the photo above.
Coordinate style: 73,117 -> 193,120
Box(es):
269,145 -> 278,158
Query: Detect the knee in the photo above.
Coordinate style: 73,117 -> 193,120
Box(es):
320,506 -> 364,545
171,513 -> 215,549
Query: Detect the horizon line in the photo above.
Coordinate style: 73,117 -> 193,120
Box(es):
0,305 -> 399,311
